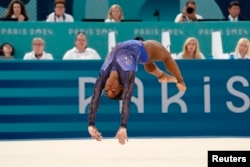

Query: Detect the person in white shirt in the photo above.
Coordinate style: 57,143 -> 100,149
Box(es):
230,38 -> 250,59
105,4 -> 124,23
63,32 -> 101,60
174,0 -> 203,23
46,0 -> 74,22
23,38 -> 54,60
176,37 -> 205,59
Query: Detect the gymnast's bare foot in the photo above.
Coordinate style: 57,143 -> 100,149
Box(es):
158,73 -> 177,83
176,82 -> 187,91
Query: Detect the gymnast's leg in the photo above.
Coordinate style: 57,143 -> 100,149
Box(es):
144,62 -> 177,83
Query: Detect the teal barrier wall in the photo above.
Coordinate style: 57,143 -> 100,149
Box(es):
0,22 -> 250,60
0,60 -> 249,139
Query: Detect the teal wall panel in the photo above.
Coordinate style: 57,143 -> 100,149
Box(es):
0,22 -> 250,60
0,60 -> 249,139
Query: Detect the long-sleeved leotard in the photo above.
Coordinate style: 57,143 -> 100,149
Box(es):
88,40 -> 149,128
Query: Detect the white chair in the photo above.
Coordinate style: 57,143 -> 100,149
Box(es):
161,31 -> 177,59
211,31 -> 229,59
108,31 -> 116,52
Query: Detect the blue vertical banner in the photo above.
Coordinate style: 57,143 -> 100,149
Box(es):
0,60 -> 249,139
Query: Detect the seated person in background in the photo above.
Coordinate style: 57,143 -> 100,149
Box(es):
225,0 -> 246,21
174,0 -> 203,23
0,42 -> 15,59
63,32 -> 101,60
134,36 -> 145,41
105,4 -> 124,22
46,0 -> 74,22
2,0 -> 28,21
23,37 -> 54,60
176,37 -> 205,59
230,38 -> 250,59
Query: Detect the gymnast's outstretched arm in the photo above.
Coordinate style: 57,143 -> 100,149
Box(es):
119,71 -> 136,128
88,73 -> 107,126
115,71 -> 136,145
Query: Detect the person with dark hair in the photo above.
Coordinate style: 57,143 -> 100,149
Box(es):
174,0 -> 203,23
2,0 -> 29,21
225,0 -> 246,21
134,36 -> 145,41
88,39 -> 186,145
0,42 -> 15,59
46,0 -> 74,22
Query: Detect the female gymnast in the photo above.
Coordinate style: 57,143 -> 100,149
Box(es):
88,39 -> 186,145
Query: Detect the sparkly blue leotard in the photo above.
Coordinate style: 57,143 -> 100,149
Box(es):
88,40 -> 149,127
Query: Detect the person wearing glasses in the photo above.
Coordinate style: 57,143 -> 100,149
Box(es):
46,0 -> 74,22
23,37 -> 54,60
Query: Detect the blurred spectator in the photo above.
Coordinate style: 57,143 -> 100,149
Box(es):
224,0 -> 246,21
63,32 -> 101,60
105,4 -> 124,22
46,0 -> 74,22
174,0 -> 203,23
23,37 -> 54,60
230,38 -> 250,59
2,0 -> 28,21
176,37 -> 205,59
0,42 -> 15,59
134,36 -> 145,41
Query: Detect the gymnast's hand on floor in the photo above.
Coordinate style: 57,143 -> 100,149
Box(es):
115,127 -> 128,145
88,126 -> 102,141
